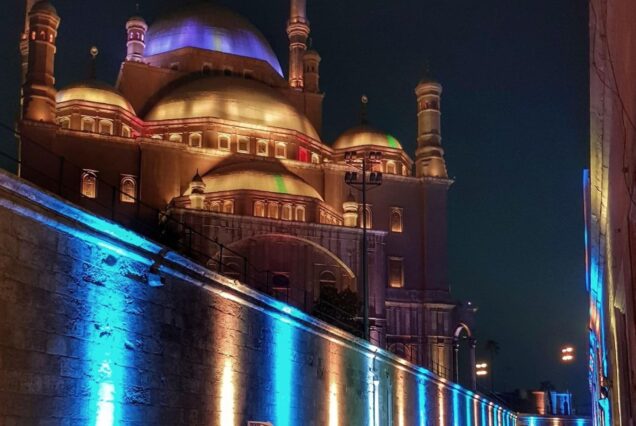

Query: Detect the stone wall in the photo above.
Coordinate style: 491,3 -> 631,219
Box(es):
0,169 -> 516,425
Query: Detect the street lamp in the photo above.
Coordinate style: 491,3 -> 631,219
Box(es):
476,362 -> 488,377
560,346 -> 575,363
344,150 -> 383,341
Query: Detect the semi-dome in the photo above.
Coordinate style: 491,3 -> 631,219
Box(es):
193,161 -> 323,200
56,81 -> 135,114
30,1 -> 57,15
146,76 -> 320,140
332,125 -> 403,151
145,3 -> 283,76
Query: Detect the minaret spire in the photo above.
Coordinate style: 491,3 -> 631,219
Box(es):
287,0 -> 310,90
20,0 -> 38,97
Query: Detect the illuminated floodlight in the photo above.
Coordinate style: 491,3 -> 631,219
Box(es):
476,362 -> 488,377
560,346 -> 575,363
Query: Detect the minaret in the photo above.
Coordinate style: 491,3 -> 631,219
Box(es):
188,171 -> 206,209
415,77 -> 448,178
287,0 -> 310,90
126,14 -> 147,62
303,48 -> 321,94
22,0 -> 60,123
20,0 -> 38,87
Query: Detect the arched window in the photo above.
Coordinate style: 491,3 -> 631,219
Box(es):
81,117 -> 95,132
223,200 -> 234,214
390,208 -> 403,233
58,117 -> 70,129
254,201 -> 266,218
282,204 -> 293,221
169,133 -> 182,143
359,206 -> 372,229
238,136 -> 250,153
120,176 -> 136,203
81,170 -> 97,199
224,68 -> 233,76
311,153 -> 320,164
386,161 -> 397,175
388,257 -> 404,288
275,142 -> 287,159
210,201 -> 222,212
257,139 -> 268,156
151,134 -> 163,140
218,134 -> 231,150
121,125 -> 131,138
298,147 -> 309,162
170,62 -> 180,71
272,273 -> 290,302
319,270 -> 337,292
295,205 -> 306,222
98,120 -> 113,135
268,202 -> 279,219
202,64 -> 212,74
189,133 -> 202,148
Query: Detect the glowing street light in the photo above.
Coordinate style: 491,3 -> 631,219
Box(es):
476,362 -> 488,377
560,346 -> 575,363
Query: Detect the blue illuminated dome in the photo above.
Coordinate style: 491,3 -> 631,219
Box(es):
145,3 -> 283,76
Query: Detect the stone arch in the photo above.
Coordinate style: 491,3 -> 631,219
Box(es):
223,233 -> 356,311
453,322 -> 476,390
454,322 -> 472,338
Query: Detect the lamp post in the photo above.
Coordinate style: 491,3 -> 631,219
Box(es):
559,345 -> 575,414
344,150 -> 383,341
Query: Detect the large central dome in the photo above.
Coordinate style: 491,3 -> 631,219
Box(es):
145,76 -> 319,140
145,3 -> 283,76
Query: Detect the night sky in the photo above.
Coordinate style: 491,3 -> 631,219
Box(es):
1,0 -> 590,409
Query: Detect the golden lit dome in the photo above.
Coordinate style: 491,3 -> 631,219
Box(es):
56,81 -> 135,114
192,161 -> 323,200
146,76 -> 320,140
332,125 -> 403,151
145,3 -> 282,75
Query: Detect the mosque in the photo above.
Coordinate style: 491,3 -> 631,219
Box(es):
18,0 -> 476,384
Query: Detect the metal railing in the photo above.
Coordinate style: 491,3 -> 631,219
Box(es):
1,122 -> 363,336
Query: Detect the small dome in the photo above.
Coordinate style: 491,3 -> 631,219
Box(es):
191,161 -> 323,200
146,76 -> 319,140
146,3 -> 282,76
332,125 -> 403,151
30,1 -> 57,15
56,81 -> 136,114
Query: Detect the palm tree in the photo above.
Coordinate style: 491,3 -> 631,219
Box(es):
485,340 -> 500,393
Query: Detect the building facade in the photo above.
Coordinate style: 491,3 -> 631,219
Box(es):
18,0 -> 475,383
588,0 -> 636,424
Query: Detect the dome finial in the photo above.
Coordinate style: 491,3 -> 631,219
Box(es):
360,95 -> 369,125
88,46 -> 99,80
420,61 -> 438,85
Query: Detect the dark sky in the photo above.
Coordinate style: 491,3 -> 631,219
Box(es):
1,0 -> 590,409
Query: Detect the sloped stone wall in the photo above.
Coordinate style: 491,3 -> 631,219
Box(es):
0,170 -> 516,425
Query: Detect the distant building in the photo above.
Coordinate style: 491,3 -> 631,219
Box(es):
588,0 -> 636,424
17,0 -> 477,384
498,388 -> 574,416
